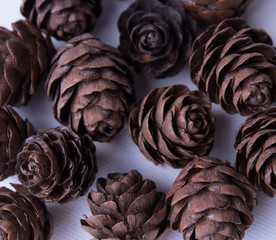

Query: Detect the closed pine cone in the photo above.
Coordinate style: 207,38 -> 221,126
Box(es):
190,18 -> 276,116
128,85 -> 215,168
166,156 -> 257,240
17,126 -> 97,204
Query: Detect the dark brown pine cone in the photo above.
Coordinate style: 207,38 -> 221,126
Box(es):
0,106 -> 34,181
21,0 -> 102,41
0,20 -> 55,107
46,33 -> 135,142
81,170 -> 169,240
128,85 -> 215,168
182,0 -> 253,26
118,0 -> 194,79
190,18 -> 276,116
0,184 -> 52,240
167,156 -> 257,240
234,106 -> 276,197
16,126 -> 97,204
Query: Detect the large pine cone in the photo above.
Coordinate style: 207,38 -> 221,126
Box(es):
17,126 -> 97,203
46,33 -> 135,142
128,85 -> 215,168
190,18 -> 276,116
182,0 -> 253,26
234,106 -> 276,197
166,156 -> 257,240
21,0 -> 102,41
81,170 -> 169,240
0,106 -> 34,181
0,20 -> 55,107
0,184 -> 52,240
118,0 -> 194,79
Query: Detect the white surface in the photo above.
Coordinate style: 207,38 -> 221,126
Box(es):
0,0 -> 275,239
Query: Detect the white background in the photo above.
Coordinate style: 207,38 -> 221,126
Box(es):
0,0 -> 276,239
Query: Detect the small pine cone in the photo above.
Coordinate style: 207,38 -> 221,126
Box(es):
0,184 -> 52,240
0,20 -> 55,107
118,0 -> 194,79
0,106 -> 34,181
166,156 -> 257,240
190,18 -> 276,116
21,0 -> 102,41
182,0 -> 253,26
81,170 -> 169,240
17,126 -> 97,203
46,33 -> 135,142
234,106 -> 276,197
128,85 -> 215,168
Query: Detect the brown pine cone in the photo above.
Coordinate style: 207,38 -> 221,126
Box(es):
0,20 -> 55,107
166,156 -> 257,240
46,33 -> 135,142
16,126 -> 97,204
118,0 -> 195,79
0,184 -> 52,240
81,170 -> 169,240
182,0 -> 253,26
21,0 -> 102,41
0,106 -> 34,181
190,18 -> 276,116
234,106 -> 276,197
128,85 -> 215,168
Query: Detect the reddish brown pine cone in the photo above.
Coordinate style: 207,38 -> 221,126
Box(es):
0,20 -> 55,107
17,126 -> 97,204
182,0 -> 253,26
167,156 -> 257,240
190,18 -> 276,116
46,33 -> 135,142
128,85 -> 215,168
21,0 -> 102,41
81,170 -> 169,240
0,106 -> 34,181
0,184 -> 52,240
234,106 -> 276,197
118,0 -> 195,79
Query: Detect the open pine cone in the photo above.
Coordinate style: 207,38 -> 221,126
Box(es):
190,18 -> 276,116
167,156 -> 257,240
81,170 -> 169,240
128,85 -> 215,168
17,126 -> 97,204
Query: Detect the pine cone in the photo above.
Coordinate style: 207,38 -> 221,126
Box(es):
0,106 -> 34,181
128,85 -> 215,168
81,170 -> 169,240
118,0 -> 194,79
46,33 -> 135,142
0,184 -> 52,240
234,106 -> 276,197
21,0 -> 102,41
182,0 -> 253,26
0,20 -> 55,107
166,156 -> 257,240
16,126 -> 97,203
190,18 -> 276,116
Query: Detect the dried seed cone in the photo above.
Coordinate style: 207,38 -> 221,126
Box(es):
0,106 -> 34,181
21,0 -> 102,41
17,126 -> 97,203
234,106 -> 276,197
166,156 -> 257,240
190,18 -> 276,116
46,33 -> 134,142
0,20 -> 55,107
0,184 -> 52,240
81,170 -> 169,240
128,85 -> 215,168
